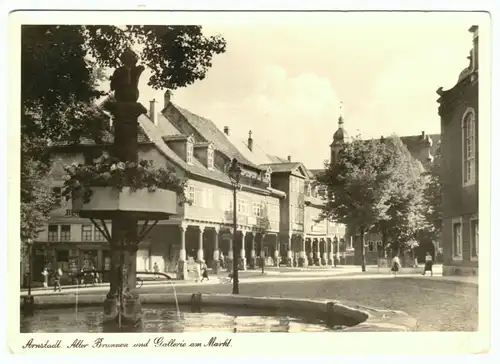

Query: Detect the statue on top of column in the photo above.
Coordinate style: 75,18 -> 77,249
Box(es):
110,48 -> 145,103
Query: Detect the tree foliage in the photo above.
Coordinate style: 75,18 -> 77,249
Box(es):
316,135 -> 428,261
422,142 -> 443,242
21,25 -> 227,242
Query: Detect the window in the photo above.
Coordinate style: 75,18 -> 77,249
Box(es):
253,202 -> 262,217
94,226 -> 106,241
367,241 -> 375,252
188,185 -> 196,205
470,218 -> 478,260
52,187 -> 62,207
265,168 -> 271,182
237,199 -> 248,215
186,143 -> 194,165
452,220 -> 463,259
207,149 -> 214,169
60,225 -> 71,241
48,225 -> 59,241
81,224 -> 93,241
462,109 -> 476,186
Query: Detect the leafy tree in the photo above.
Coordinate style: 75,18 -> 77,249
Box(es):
422,142 -> 443,242
21,25 -> 226,243
373,136 -> 427,259
316,136 -> 397,271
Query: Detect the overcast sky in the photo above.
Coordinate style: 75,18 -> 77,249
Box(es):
100,12 -> 481,168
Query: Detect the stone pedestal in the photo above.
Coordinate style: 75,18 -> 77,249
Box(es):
177,260 -> 188,280
328,253 -> 334,266
287,250 -> 293,267
299,252 -> 308,268
239,257 -> 247,271
322,253 -> 327,266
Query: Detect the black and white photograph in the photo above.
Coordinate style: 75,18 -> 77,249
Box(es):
6,7 -> 492,355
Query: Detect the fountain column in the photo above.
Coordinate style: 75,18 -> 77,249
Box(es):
212,227 -> 221,274
177,224 -> 188,280
197,225 -> 205,263
101,49 -> 150,329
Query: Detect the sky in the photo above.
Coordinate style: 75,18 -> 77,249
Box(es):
99,12 -> 479,169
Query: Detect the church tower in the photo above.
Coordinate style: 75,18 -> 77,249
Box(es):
330,102 -> 347,167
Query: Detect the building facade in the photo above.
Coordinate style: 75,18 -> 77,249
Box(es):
32,92 -> 347,283
437,26 -> 479,276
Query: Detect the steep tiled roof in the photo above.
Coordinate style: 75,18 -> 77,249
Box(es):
267,155 -> 289,163
400,134 -> 440,162
138,114 -> 282,198
173,105 -> 260,170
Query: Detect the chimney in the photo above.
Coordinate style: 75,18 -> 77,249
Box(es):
164,90 -> 172,109
287,155 -> 291,162
224,126 -> 230,135
248,130 -> 253,151
149,99 -> 156,124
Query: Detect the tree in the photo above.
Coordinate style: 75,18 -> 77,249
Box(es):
422,143 -> 443,243
373,137 -> 427,259
21,25 -> 226,242
316,136 -> 397,271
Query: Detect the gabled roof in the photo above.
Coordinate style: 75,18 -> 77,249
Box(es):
400,134 -> 440,162
260,162 -> 309,178
172,105 -> 261,170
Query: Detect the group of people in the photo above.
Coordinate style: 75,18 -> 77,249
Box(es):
41,267 -> 63,292
390,252 -> 434,276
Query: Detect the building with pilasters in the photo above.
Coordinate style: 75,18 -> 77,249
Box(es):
32,92 -> 347,283
437,26 -> 479,276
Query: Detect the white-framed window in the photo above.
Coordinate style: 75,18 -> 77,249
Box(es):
60,225 -> 71,241
186,142 -> 194,165
462,108 -> 476,186
94,226 -> 106,241
470,217 -> 478,260
52,187 -> 62,208
253,202 -> 262,217
81,224 -> 93,241
207,148 -> 214,169
48,224 -> 59,241
452,218 -> 463,260
237,199 -> 248,215
188,185 -> 196,205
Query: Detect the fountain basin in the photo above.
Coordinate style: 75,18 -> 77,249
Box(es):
20,293 -> 416,332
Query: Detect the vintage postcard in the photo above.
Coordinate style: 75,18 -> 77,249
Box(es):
6,7 -> 491,356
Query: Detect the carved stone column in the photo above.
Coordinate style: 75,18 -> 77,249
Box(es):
321,239 -> 328,266
299,236 -> 307,267
274,234 -> 280,267
315,239 -> 322,266
212,227 -> 220,274
286,235 -> 293,267
248,232 -> 256,269
197,226 -> 205,263
328,238 -> 334,266
177,224 -> 188,280
227,230 -> 234,272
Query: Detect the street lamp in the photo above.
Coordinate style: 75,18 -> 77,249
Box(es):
228,158 -> 242,295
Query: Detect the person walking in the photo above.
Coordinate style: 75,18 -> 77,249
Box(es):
53,267 -> 63,292
41,268 -> 49,288
201,262 -> 209,282
153,262 -> 159,279
391,254 -> 401,277
422,252 -> 434,276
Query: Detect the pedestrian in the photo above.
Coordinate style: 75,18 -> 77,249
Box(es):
195,260 -> 202,282
41,268 -> 49,288
391,254 -> 401,277
53,267 -> 63,292
219,252 -> 225,270
201,262 -> 209,282
153,262 -> 159,279
422,252 -> 434,276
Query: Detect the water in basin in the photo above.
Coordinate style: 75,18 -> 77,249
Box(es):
20,304 -> 347,333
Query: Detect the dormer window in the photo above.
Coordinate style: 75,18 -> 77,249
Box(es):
207,148 -> 214,169
265,167 -> 272,187
186,142 -> 194,165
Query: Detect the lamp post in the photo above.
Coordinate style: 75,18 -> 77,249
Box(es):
228,158 -> 242,295
22,238 -> 35,315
